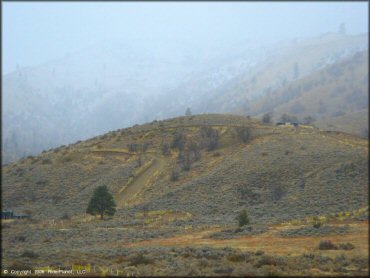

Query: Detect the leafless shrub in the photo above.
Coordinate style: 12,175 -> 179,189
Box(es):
318,240 -> 337,250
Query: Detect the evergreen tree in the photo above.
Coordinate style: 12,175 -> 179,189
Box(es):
86,185 -> 116,220
238,209 -> 250,227
185,107 -> 192,116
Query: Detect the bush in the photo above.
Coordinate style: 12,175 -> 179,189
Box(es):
255,250 -> 264,256
199,127 -> 219,151
171,131 -> 186,151
238,209 -> 250,227
162,143 -> 171,155
129,253 -> 154,266
338,243 -> 355,250
20,251 -> 39,258
14,236 -> 26,242
255,255 -> 285,268
236,127 -> 251,143
60,213 -> 70,220
271,185 -> 285,201
36,179 -> 48,186
312,217 -> 322,229
198,258 -> 208,268
262,113 -> 272,124
213,267 -> 234,274
318,240 -> 337,250
227,253 -> 245,262
187,141 -> 201,161
302,253 -> 315,259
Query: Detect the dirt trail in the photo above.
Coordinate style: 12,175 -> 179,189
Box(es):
116,156 -> 167,209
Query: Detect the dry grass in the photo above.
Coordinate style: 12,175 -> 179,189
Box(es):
124,221 -> 368,257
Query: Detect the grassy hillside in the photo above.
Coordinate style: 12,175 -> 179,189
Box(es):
2,114 -> 368,276
3,114 -> 367,220
250,50 -> 368,137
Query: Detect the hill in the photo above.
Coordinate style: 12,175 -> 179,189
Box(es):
2,114 -> 368,275
248,50 -> 368,138
2,38 -> 264,164
3,114 -> 367,221
3,33 -> 368,164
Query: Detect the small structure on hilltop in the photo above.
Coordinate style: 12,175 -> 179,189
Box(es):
1,209 -> 31,219
276,122 -> 299,127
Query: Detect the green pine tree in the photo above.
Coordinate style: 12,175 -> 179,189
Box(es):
238,209 -> 250,227
86,185 -> 116,220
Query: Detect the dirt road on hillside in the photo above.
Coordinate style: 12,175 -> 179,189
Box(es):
116,156 -> 167,208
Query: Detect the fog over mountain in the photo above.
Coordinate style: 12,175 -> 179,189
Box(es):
2,2 -> 368,163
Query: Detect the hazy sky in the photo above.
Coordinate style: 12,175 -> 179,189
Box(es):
3,2 -> 368,74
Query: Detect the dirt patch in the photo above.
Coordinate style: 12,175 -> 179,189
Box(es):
123,222 -> 368,256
